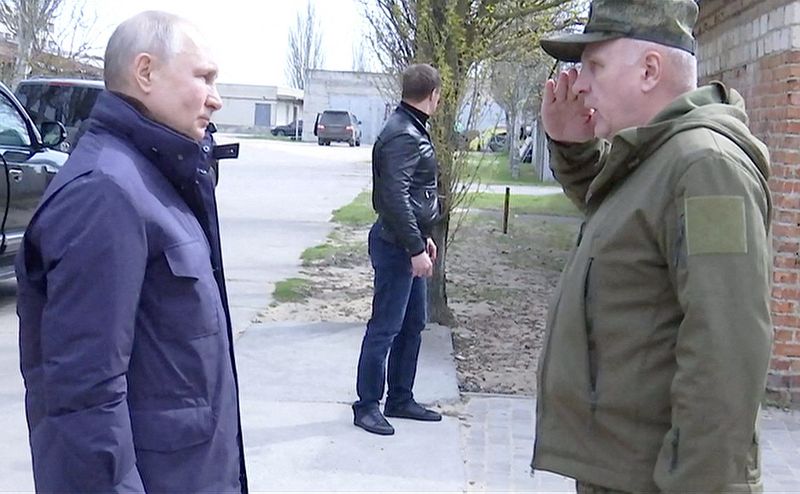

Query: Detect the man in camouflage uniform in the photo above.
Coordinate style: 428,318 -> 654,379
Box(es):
532,1 -> 773,492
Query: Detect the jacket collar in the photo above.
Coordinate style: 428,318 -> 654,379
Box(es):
400,101 -> 430,126
585,82 -> 768,205
90,90 -> 203,190
396,104 -> 430,139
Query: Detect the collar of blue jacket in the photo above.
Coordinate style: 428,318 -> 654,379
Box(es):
89,90 -> 208,191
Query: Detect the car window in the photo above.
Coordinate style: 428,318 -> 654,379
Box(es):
320,111 -> 350,125
16,83 -> 102,131
0,94 -> 31,147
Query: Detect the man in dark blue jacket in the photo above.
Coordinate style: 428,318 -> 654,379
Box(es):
15,11 -> 247,493
353,64 -> 443,436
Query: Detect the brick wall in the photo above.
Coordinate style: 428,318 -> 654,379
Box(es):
697,0 -> 800,406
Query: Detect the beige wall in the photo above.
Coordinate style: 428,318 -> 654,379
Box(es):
214,83 -> 302,129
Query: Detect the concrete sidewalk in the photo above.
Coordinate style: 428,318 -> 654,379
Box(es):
467,183 -> 563,197
238,321 -> 800,493
237,321 -> 464,492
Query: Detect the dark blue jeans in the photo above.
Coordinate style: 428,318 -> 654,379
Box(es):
354,222 -> 427,412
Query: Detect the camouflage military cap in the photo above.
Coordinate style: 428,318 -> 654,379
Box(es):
540,0 -> 699,63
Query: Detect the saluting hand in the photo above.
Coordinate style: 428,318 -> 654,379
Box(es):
541,68 -> 596,143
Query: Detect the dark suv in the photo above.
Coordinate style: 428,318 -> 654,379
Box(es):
15,78 -> 104,154
314,110 -> 361,147
0,81 -> 68,279
271,119 -> 302,138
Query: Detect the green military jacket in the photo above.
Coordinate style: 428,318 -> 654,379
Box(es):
532,82 -> 773,493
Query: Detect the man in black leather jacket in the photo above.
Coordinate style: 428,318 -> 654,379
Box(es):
353,64 -> 442,436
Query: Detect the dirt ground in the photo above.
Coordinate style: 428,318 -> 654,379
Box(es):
257,211 -> 580,396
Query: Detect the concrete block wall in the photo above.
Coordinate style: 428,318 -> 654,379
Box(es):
697,0 -> 800,406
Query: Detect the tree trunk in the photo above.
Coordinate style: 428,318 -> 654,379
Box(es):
12,31 -> 32,87
427,213 -> 456,327
508,109 -> 521,179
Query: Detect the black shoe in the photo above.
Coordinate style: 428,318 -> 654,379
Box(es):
384,400 -> 442,422
353,405 -> 395,435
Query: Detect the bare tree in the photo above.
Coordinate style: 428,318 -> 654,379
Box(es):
352,39 -> 369,72
285,1 -> 324,90
361,0 -> 583,325
0,0 -> 63,86
0,0 -> 103,84
489,50 -> 551,178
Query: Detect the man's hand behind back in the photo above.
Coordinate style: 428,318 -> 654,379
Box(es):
542,68 -> 596,143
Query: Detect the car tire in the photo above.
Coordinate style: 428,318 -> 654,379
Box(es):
275,130 -> 285,137
318,138 -> 324,146
325,141 -> 331,146
356,139 -> 361,147
349,139 -> 355,147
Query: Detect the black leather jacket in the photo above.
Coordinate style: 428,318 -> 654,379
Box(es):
372,104 -> 440,256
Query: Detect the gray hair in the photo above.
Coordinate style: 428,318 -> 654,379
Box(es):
104,11 -> 190,91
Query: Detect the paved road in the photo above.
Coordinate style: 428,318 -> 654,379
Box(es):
0,138 -> 371,492
213,136 -> 371,334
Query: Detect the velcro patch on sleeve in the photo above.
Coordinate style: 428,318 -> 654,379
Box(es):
685,196 -> 748,255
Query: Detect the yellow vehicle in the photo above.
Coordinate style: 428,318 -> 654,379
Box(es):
468,127 -> 507,152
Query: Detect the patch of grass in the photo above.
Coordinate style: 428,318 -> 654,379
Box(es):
300,243 -> 340,264
497,220 -> 579,270
463,152 -> 545,185
300,238 -> 365,267
455,211 -> 581,274
332,191 -> 377,227
463,191 -> 581,217
272,278 -> 313,303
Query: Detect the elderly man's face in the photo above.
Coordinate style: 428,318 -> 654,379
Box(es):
147,30 -> 221,141
572,39 -> 647,139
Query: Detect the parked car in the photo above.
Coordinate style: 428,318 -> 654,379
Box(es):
271,119 -> 302,138
313,110 -> 361,146
15,78 -> 104,153
469,127 -> 507,152
0,81 -> 68,279
15,77 -> 236,186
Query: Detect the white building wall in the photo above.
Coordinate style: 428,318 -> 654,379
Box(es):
215,83 -> 302,130
214,99 -> 258,127
303,70 -> 396,144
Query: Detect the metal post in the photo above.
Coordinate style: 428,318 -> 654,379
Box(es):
503,187 -> 510,234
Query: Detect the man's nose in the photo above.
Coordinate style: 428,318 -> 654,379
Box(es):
572,67 -> 588,95
207,86 -> 223,111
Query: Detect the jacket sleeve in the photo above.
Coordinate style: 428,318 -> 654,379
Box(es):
548,138 -> 609,214
653,147 -> 772,492
25,175 -> 147,492
375,132 -> 426,256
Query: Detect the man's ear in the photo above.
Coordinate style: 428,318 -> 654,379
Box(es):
641,51 -> 662,92
133,53 -> 155,94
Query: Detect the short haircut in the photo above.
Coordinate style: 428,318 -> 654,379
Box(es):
104,11 -> 189,91
625,39 -> 698,92
401,64 -> 441,102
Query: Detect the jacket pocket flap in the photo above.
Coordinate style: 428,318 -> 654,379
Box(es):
131,405 -> 214,452
164,241 -> 206,279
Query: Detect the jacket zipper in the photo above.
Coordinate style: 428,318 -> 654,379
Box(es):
584,257 -> 598,413
670,428 -> 680,472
